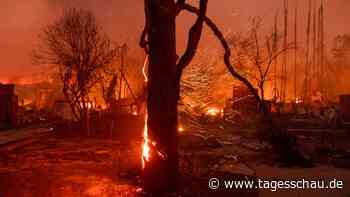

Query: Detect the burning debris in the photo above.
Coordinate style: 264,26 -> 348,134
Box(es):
177,125 -> 185,133
205,107 -> 222,117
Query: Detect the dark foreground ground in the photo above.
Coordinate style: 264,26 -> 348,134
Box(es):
0,124 -> 349,197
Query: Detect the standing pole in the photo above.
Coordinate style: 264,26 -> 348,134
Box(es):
320,1 -> 325,97
312,0 -> 316,93
294,0 -> 298,102
282,0 -> 289,102
317,4 -> 321,89
273,13 -> 279,102
304,0 -> 312,103
118,44 -> 128,99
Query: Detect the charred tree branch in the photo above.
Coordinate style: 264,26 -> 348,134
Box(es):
175,0 -> 186,15
181,3 -> 263,106
176,0 -> 208,82
139,0 -> 150,54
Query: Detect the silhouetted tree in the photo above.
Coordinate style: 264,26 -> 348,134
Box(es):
34,8 -> 118,135
140,0 -> 263,193
228,17 -> 292,103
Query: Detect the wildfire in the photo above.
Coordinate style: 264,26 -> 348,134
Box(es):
206,107 -> 221,116
178,125 -> 184,133
142,55 -> 149,83
142,55 -> 149,169
142,113 -> 150,167
140,54 -> 167,169
295,97 -> 303,104
79,102 -> 93,109
141,55 -> 165,169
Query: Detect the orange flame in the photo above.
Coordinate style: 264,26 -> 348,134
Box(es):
142,55 -> 149,169
142,55 -> 149,83
206,107 -> 221,116
142,113 -> 150,168
295,97 -> 303,104
141,55 -> 165,169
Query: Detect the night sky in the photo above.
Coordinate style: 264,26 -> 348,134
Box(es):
0,0 -> 349,82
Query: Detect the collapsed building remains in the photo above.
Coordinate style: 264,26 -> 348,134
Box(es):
0,84 -> 18,129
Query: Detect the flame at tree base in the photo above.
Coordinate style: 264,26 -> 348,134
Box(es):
142,113 -> 150,168
141,55 -> 165,169
141,111 -> 166,169
142,55 -> 150,169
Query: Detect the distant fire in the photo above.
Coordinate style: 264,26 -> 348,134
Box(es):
205,107 -> 221,117
22,98 -> 33,106
79,102 -> 93,109
295,97 -> 303,104
178,125 -> 184,133
0,76 -> 45,85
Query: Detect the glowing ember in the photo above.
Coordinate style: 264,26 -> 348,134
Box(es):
295,97 -> 303,104
142,113 -> 150,168
206,107 -> 221,116
79,102 -> 93,109
178,126 -> 184,133
136,187 -> 143,193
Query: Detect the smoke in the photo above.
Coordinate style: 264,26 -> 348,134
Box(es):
1,0 -> 350,82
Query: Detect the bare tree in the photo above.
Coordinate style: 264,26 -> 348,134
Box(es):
34,8 -> 118,135
228,17 -> 292,103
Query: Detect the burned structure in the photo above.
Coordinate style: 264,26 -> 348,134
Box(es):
0,84 -> 18,129
339,95 -> 350,123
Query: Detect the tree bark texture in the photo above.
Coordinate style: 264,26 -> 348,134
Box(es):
143,0 -> 179,193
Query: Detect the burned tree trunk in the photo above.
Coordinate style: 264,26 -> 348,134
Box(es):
141,0 -> 207,193
143,0 -> 179,193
